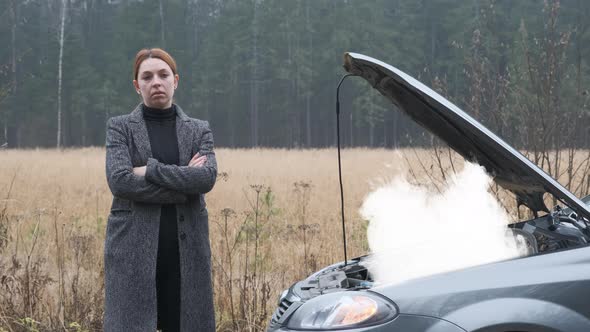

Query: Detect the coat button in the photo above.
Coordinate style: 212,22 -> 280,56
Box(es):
180,233 -> 186,240
179,215 -> 185,222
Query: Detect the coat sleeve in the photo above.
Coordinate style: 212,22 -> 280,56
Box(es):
105,117 -> 187,204
145,120 -> 217,195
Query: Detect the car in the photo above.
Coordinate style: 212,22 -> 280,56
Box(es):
266,53 -> 590,332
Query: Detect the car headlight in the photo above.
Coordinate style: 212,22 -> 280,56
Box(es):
286,291 -> 397,330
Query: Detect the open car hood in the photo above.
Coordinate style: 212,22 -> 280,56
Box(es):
343,52 -> 590,220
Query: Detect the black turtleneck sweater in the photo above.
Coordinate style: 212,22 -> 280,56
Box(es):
142,104 -> 180,331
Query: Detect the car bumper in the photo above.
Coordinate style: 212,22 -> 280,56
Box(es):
268,313 -> 466,332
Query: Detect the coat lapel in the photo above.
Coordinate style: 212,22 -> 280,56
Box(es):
128,104 -> 153,165
175,105 -> 193,166
128,103 -> 192,167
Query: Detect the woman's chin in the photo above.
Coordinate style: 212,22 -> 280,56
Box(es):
146,100 -> 170,109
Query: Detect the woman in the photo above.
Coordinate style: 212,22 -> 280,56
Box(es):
104,48 -> 217,331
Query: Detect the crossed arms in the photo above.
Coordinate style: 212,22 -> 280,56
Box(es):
105,117 -> 217,204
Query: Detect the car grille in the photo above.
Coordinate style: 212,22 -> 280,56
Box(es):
271,298 -> 293,323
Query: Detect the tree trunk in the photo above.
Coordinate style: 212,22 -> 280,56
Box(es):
293,0 -> 302,147
369,123 -> 374,147
57,0 -> 67,148
185,0 -> 198,113
392,111 -> 399,148
349,111 -> 353,147
8,0 -> 18,148
81,103 -> 86,146
250,0 -> 259,147
286,15 -> 295,147
229,45 -> 237,147
305,0 -> 312,147
159,0 -> 166,47
383,113 -> 387,147
369,103 -> 374,147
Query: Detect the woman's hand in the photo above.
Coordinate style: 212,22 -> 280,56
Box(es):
133,166 -> 147,176
133,153 -> 204,177
189,152 -> 207,167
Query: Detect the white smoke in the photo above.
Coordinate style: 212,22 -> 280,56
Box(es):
361,162 -> 528,286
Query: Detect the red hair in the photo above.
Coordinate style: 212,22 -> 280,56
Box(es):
133,48 -> 177,80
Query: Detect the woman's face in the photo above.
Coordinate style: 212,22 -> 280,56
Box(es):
133,58 -> 179,109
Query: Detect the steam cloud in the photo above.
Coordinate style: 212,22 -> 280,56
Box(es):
361,162 -> 528,286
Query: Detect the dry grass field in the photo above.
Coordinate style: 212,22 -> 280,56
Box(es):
1,147 -> 589,331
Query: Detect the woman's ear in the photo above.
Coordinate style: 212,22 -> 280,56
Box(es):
133,80 -> 140,94
174,74 -> 179,89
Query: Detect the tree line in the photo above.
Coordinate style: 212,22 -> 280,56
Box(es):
1,0 -> 590,149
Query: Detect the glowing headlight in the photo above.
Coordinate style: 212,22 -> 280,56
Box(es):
286,291 -> 397,330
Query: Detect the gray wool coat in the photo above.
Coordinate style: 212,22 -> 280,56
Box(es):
104,104 -> 217,332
